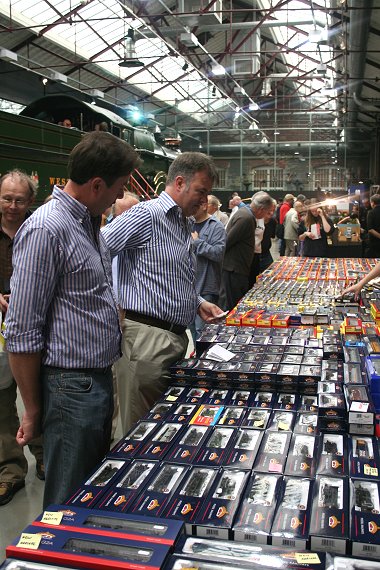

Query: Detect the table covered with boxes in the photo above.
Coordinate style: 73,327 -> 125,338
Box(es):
4,256 -> 380,570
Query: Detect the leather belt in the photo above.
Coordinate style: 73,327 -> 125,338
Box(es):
124,310 -> 186,335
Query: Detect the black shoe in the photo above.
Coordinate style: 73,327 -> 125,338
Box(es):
0,481 -> 25,506
36,460 -> 45,481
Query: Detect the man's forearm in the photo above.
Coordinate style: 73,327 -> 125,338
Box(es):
8,352 -> 42,416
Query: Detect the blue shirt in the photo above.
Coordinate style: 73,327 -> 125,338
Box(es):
102,191 -> 199,326
5,187 -> 121,368
193,216 -> 226,296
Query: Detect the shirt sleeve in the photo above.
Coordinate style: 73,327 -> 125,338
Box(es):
101,204 -> 153,255
193,221 -> 226,262
6,226 -> 61,353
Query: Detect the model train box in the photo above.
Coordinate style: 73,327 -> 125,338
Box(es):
144,403 -> 175,422
253,431 -> 292,474
32,504 -> 184,545
95,460 -> 160,513
317,393 -> 346,419
194,468 -> 250,539
215,406 -> 247,426
162,467 -> 219,533
170,358 -> 198,381
241,408 -> 271,430
165,425 -> 210,464
189,405 -> 224,427
274,393 -> 300,411
194,426 -> 236,467
6,526 -> 171,570
65,459 -> 130,507
108,422 -> 160,460
344,384 -> 375,425
285,434 -> 319,478
134,423 -> 186,461
163,556 -> 247,570
223,428 -> 263,470
343,362 -> 368,385
250,391 -> 276,409
309,475 -> 350,554
128,463 -> 190,518
0,559 -> 78,570
293,412 -> 319,435
182,387 -> 211,404
233,473 -> 283,544
204,389 -> 232,406
267,410 -> 296,432
271,477 -> 314,549
229,390 -> 256,407
165,403 -> 198,424
350,478 -> 380,559
316,434 -> 349,478
171,536 -> 330,570
349,435 -> 380,480
160,386 -> 187,403
298,395 -> 318,412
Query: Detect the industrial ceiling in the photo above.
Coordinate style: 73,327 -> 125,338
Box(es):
0,0 -> 378,171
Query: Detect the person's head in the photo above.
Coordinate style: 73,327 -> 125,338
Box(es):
207,194 -> 221,215
63,118 -> 72,128
296,194 -> 306,204
113,191 -> 139,217
250,191 -> 276,220
294,200 -> 304,214
304,198 -> 323,228
165,152 -> 218,217
194,201 -> 210,222
67,131 -> 141,216
284,193 -> 295,205
0,169 -> 37,227
351,203 -> 359,217
370,194 -> 380,209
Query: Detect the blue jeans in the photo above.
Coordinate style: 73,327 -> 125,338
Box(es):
189,293 -> 219,346
41,366 -> 113,508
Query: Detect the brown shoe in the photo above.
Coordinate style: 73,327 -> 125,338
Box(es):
36,459 -> 45,481
0,481 -> 25,506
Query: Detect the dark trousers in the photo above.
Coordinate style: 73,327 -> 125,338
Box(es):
219,269 -> 249,311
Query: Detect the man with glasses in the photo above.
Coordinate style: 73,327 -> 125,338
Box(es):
0,170 -> 44,506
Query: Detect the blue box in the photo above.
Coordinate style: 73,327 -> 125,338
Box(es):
350,478 -> 380,559
134,423 -> 186,461
108,422 -> 161,460
32,504 -> 184,546
194,427 -> 236,467
6,525 -> 171,570
164,425 -> 211,464
223,429 -> 263,470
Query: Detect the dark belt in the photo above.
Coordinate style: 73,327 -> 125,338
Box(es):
124,310 -> 186,335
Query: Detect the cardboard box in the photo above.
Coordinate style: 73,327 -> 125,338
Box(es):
349,435 -> 380,480
223,429 -> 263,470
350,478 -> 380,559
285,434 -> 319,478
194,426 -> 236,467
316,434 -> 349,478
253,431 -> 291,474
108,422 -> 161,460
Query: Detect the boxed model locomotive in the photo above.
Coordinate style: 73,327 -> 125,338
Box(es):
6,526 -> 171,570
165,403 -> 198,424
194,426 -> 237,467
108,422 -> 160,460
163,466 -> 219,534
65,459 -> 130,507
128,463 -> 190,518
233,472 -> 283,544
349,435 -> 380,480
253,431 -> 292,474
350,478 -> 380,559
95,460 -> 160,513
194,468 -> 250,539
344,384 -> 376,425
309,475 -> 350,554
223,428 -> 263,470
144,402 -> 176,422
215,406 -> 247,426
293,412 -> 319,435
134,423 -> 186,461
165,425 -> 211,464
32,504 -> 184,545
241,408 -> 271,430
267,410 -> 296,432
189,405 -> 224,426
284,434 -> 319,478
316,434 -> 349,478
271,476 -> 314,549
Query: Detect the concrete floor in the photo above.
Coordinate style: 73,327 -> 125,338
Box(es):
0,240 -> 280,563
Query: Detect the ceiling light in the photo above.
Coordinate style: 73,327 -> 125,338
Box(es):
119,29 -> 144,68
0,48 -> 18,62
41,77 -> 48,86
274,130 -> 280,135
249,102 -> 259,111
47,70 -> 67,83
180,32 -> 198,47
212,63 -> 225,76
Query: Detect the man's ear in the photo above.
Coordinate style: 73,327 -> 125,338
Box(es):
91,177 -> 103,194
174,175 -> 186,192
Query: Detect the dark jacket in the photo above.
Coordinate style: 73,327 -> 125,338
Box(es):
223,206 -> 256,276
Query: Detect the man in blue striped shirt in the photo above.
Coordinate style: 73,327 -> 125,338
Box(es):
102,152 -> 225,434
5,131 -> 140,507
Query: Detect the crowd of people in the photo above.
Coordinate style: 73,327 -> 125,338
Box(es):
1,134 -> 380,511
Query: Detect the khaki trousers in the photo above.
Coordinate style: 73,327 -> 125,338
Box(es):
0,380 -> 43,483
115,319 -> 188,436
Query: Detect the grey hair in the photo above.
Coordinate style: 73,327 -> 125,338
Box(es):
166,152 -> 219,186
0,169 -> 37,199
251,191 -> 276,210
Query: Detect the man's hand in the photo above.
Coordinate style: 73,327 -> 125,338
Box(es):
191,231 -> 199,240
340,282 -> 363,301
198,301 -> 227,322
0,293 -> 9,313
16,410 -> 42,446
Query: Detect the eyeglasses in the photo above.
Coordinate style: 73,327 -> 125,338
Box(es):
0,197 -> 28,206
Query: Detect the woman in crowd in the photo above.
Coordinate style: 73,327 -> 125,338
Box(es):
298,198 -> 335,257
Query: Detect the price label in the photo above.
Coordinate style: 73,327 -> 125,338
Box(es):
278,422 -> 289,431
295,553 -> 321,564
40,510 -> 63,526
166,395 -> 178,401
16,533 -> 42,550
351,401 -> 369,412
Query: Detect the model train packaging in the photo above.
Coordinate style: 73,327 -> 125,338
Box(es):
94,460 -> 160,513
64,459 -> 130,508
216,406 -> 247,426
350,479 -> 380,559
194,468 -> 250,539
224,428 -> 263,470
162,467 -> 219,533
32,504 -> 184,546
165,425 -> 210,464
233,473 -> 283,544
6,526 -> 171,570
134,423 -> 185,461
309,475 -> 350,554
293,412 -> 319,435
316,434 -> 349,477
271,477 -> 314,549
241,408 -> 271,430
108,421 -> 160,459
349,436 -> 380,480
194,427 -> 236,466
285,434 -> 319,478
253,431 -> 292,474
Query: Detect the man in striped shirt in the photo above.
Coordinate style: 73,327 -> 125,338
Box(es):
102,152 -> 225,435
5,131 -> 140,507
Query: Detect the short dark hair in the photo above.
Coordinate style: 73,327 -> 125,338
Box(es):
166,152 -> 218,186
68,132 -> 141,187
0,169 -> 37,198
371,194 -> 380,206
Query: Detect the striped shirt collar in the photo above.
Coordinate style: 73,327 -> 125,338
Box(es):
52,185 -> 89,220
158,190 -> 181,214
